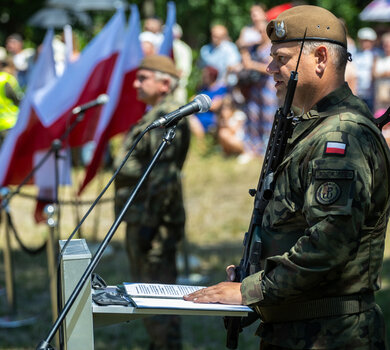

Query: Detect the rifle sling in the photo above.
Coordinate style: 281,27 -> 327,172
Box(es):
253,292 -> 375,323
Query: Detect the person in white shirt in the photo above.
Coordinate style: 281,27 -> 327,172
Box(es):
172,24 -> 192,104
373,32 -> 390,113
354,27 -> 379,111
5,33 -> 35,89
199,24 -> 241,84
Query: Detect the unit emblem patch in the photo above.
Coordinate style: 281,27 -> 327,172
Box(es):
315,181 -> 341,205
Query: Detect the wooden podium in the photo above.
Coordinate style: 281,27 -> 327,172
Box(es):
60,239 -> 251,350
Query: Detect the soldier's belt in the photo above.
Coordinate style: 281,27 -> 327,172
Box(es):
254,292 -> 375,323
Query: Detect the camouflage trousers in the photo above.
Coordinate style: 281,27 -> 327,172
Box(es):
257,305 -> 388,350
125,222 -> 184,350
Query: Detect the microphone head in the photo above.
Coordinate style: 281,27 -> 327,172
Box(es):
97,93 -> 109,105
194,94 -> 212,113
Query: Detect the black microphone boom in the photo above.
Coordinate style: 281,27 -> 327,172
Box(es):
72,94 -> 109,115
148,94 -> 212,130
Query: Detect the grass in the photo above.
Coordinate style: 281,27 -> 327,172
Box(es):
0,139 -> 389,349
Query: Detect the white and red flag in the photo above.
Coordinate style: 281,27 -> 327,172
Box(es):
0,29 -> 68,222
79,4 -> 146,193
0,10 -> 126,188
0,29 -> 57,187
79,2 -> 178,193
33,9 -> 126,148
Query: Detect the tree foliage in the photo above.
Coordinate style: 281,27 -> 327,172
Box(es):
0,0 -> 46,46
133,0 -> 375,48
0,0 -> 380,50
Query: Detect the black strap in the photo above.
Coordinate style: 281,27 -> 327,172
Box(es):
91,273 -> 107,290
375,106 -> 390,130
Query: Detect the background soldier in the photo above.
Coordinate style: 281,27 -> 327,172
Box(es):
185,5 -> 390,350
114,55 -> 190,350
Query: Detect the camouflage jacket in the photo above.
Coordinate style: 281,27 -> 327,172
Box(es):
114,94 -> 190,226
241,84 -> 390,349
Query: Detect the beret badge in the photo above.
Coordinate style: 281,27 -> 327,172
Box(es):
275,21 -> 286,39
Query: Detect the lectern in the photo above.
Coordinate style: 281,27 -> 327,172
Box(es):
60,239 -> 93,349
60,239 -> 251,349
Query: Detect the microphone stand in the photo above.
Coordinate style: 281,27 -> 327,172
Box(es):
36,125 -> 178,350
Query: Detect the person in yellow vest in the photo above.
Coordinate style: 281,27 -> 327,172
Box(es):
0,58 -> 21,141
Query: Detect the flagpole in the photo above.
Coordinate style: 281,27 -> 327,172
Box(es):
36,125 -> 178,349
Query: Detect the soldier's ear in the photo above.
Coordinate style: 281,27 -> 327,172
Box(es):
160,77 -> 171,94
314,46 -> 328,76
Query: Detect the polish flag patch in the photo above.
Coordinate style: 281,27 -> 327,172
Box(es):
324,141 -> 346,155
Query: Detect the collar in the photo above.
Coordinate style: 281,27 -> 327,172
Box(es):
299,83 -> 352,120
140,93 -> 175,125
288,84 -> 352,147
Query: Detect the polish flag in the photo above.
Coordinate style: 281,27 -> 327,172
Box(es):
79,1 -> 177,193
78,4 -> 145,193
325,142 -> 347,155
0,10 -> 126,187
0,30 -> 70,222
0,29 -> 57,186
33,9 -> 126,148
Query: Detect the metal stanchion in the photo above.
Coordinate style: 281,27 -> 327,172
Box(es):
0,188 -> 37,328
43,204 -> 60,349
2,196 -> 15,314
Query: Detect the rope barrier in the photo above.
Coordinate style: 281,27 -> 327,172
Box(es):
1,188 -> 114,255
6,211 -> 47,255
16,191 -> 114,205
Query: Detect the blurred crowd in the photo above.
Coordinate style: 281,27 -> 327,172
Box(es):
2,3 -> 390,159
191,4 -> 277,163
138,4 -> 390,162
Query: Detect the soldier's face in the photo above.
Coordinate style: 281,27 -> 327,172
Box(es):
134,69 -> 165,105
267,42 -> 316,107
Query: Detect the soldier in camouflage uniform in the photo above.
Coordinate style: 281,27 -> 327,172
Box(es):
114,55 -> 190,350
185,6 -> 390,350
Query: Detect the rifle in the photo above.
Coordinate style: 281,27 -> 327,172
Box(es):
225,31 -> 307,349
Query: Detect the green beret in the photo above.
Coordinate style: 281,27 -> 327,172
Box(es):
138,55 -> 180,79
266,5 -> 347,48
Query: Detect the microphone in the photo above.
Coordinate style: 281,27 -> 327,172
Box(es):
72,94 -> 109,115
148,94 -> 212,130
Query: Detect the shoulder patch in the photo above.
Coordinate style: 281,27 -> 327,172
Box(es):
315,182 -> 341,205
324,141 -> 346,156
